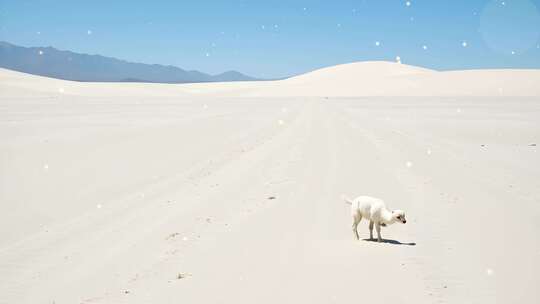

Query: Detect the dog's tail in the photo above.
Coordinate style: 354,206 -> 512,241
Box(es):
341,194 -> 353,205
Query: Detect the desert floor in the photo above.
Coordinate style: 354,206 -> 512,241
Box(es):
1,90 -> 539,303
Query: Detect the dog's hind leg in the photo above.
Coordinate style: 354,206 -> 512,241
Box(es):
352,214 -> 361,240
369,220 -> 374,240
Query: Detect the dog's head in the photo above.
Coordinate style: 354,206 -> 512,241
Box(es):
392,210 -> 407,224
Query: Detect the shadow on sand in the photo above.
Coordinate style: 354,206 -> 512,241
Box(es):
362,238 -> 416,246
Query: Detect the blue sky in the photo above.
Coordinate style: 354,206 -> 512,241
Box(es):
1,0 -> 540,78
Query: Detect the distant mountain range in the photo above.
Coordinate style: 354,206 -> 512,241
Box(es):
0,41 -> 258,83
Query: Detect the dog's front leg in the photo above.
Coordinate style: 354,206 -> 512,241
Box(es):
369,220 -> 374,240
375,222 -> 382,243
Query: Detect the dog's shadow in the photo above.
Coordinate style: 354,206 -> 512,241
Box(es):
362,238 -> 416,246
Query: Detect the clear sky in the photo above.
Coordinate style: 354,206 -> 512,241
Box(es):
1,0 -> 540,78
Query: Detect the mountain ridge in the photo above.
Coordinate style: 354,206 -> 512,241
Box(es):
0,41 -> 258,83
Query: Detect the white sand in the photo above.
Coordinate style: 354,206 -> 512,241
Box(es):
1,62 -> 539,303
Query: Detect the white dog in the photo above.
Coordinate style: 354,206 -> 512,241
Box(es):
343,195 -> 406,242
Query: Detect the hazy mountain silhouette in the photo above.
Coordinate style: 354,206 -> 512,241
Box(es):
0,41 -> 258,83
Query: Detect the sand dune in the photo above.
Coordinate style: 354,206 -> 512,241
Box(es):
1,63 -> 539,303
276,61 -> 540,97
2,61 -> 540,98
